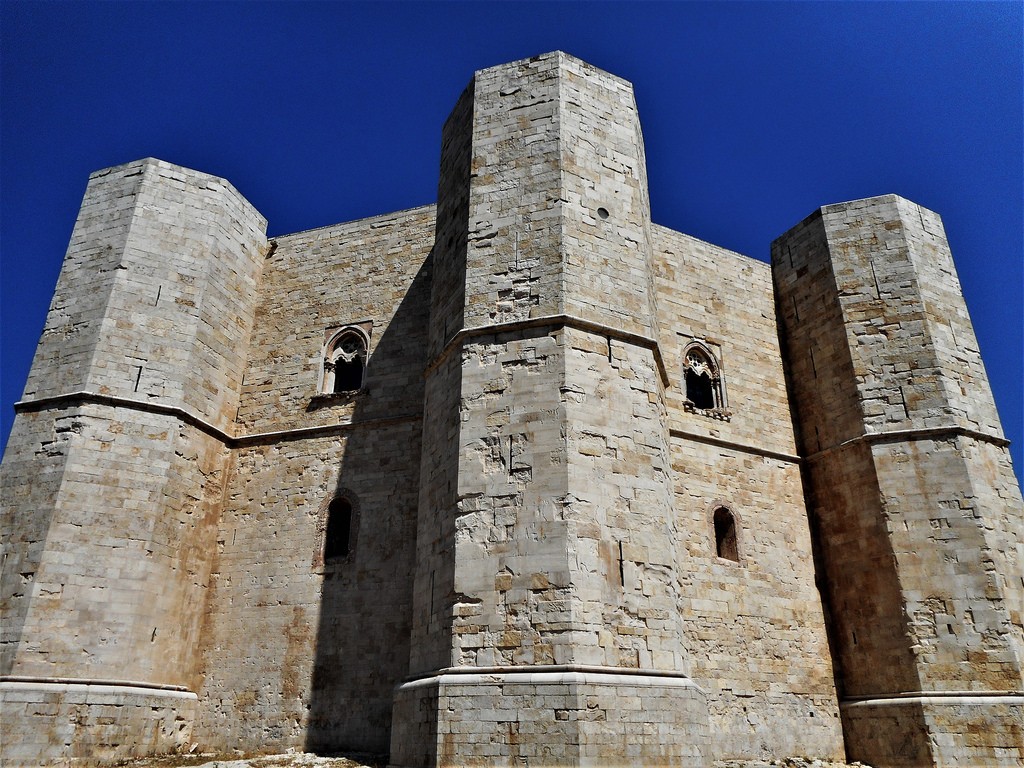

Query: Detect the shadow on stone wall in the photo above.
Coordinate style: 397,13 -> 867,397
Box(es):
305,258 -> 431,758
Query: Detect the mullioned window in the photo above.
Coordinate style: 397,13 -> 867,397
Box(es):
682,342 -> 730,420
321,326 -> 370,395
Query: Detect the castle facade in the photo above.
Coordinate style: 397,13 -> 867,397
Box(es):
2,52 -> 1022,767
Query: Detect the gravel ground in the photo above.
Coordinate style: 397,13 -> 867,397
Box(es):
116,753 -> 382,768
117,753 -> 871,768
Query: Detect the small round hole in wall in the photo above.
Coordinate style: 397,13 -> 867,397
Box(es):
597,207 -> 610,219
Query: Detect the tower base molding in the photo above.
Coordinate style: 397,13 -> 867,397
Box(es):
389,665 -> 709,767
0,679 -> 197,767
841,693 -> 1024,767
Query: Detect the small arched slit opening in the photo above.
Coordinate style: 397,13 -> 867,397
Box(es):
324,497 -> 353,561
713,506 -> 739,562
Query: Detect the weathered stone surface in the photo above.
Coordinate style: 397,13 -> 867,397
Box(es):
773,196 -> 1024,766
2,53 -> 1020,767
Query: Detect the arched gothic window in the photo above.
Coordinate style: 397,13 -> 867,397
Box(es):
683,343 -> 728,418
713,506 -> 740,562
323,327 -> 368,394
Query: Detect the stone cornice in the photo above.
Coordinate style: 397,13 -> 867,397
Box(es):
14,391 -> 421,448
669,427 -> 801,464
0,675 -> 193,695
424,313 -> 671,387
804,424 -> 1010,464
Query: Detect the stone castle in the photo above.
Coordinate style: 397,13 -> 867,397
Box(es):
1,52 -> 1022,767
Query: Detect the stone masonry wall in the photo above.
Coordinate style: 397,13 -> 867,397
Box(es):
194,207 -> 434,755
0,158 -> 268,767
770,210 -> 916,697
406,74 -> 474,679
459,56 -> 564,330
773,195 -> 1024,766
0,681 -> 198,767
653,226 -> 845,762
18,159 -> 268,431
1,159 -> 267,685
6,52 -> 1021,768
558,55 -> 659,338
396,52 -> 713,764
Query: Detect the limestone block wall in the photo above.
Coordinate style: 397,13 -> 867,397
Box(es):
8,51 -> 1020,768
1,158 -> 268,766
427,85 -> 472,361
1,409 -> 75,673
817,197 -> 1002,436
0,681 -> 198,766
773,195 -> 1024,767
396,52 -> 711,765
560,326 -> 685,672
193,423 -> 423,755
405,345 -> 464,679
18,159 -> 268,431
459,55 -> 565,330
653,226 -> 799,453
233,206 -> 435,433
653,226 -> 845,761
393,670 -> 707,767
557,55 -> 659,337
4,406 -> 229,685
194,208 -> 434,755
445,332 -> 571,669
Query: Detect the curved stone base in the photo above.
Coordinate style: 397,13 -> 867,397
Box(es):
389,666 -> 709,767
0,678 -> 197,767
841,692 -> 1024,767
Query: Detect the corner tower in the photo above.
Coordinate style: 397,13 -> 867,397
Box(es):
0,159 -> 268,765
392,53 -> 708,766
773,196 -> 1024,766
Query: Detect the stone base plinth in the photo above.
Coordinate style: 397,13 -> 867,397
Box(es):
0,678 -> 197,767
389,666 -> 709,767
841,693 -> 1024,767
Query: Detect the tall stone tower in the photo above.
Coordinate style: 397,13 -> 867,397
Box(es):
0,159 -> 268,763
391,52 -> 708,765
772,196 -> 1024,767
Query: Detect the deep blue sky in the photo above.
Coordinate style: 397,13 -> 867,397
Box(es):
2,2 -> 1021,485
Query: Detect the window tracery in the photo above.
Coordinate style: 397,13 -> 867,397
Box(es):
683,342 -> 730,420
322,327 -> 369,394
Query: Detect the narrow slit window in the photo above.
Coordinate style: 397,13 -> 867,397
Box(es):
713,507 -> 739,562
324,498 -> 353,560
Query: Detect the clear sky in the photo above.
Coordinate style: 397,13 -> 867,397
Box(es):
1,2 -> 1021,486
